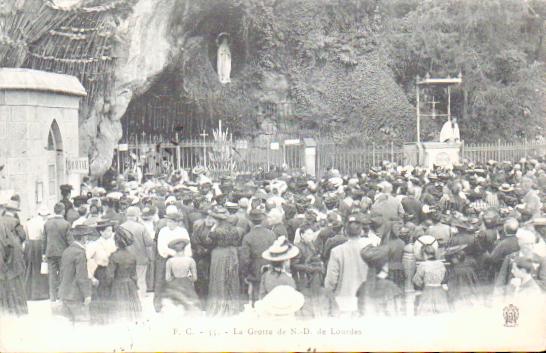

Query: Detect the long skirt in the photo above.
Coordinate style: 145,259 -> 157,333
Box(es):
206,247 -> 241,316
357,278 -> 403,316
146,259 -> 155,292
89,266 -> 112,325
164,277 -> 201,315
415,286 -> 450,316
0,276 -> 28,316
111,278 -> 142,322
24,239 -> 49,300
153,256 -> 167,312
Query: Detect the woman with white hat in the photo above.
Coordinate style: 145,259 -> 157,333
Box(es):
254,285 -> 305,318
259,236 -> 299,299
23,205 -> 51,300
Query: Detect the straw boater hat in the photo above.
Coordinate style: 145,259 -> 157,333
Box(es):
499,183 -> 514,192
208,205 -> 229,220
255,285 -> 305,317
4,200 -> 20,211
168,238 -> 189,252
262,236 -> 300,262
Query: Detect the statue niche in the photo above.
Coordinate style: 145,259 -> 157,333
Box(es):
216,32 -> 231,84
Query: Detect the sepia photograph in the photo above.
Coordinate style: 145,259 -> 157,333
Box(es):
0,0 -> 545,351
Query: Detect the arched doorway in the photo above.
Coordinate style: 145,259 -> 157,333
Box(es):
46,120 -> 64,206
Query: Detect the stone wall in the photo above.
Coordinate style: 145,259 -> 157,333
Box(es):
0,90 -> 80,220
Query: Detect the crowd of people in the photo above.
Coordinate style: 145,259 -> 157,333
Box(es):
1,157 -> 545,323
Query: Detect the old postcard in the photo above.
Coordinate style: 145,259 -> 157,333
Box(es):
0,0 -> 545,351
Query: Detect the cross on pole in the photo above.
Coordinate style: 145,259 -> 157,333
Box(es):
428,95 -> 439,119
200,130 -> 209,168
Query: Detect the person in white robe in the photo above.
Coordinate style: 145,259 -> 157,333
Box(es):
439,117 -> 460,142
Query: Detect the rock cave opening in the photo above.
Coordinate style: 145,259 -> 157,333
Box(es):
120,67 -> 223,144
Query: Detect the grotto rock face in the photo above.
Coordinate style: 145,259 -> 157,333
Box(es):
87,0 -> 179,176
7,0 -> 415,177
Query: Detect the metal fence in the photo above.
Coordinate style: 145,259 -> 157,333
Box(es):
461,139 -> 546,164
316,141 -> 405,177
115,138 -> 546,178
115,139 -> 305,177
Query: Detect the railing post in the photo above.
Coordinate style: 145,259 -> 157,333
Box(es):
372,142 -> 376,166
390,141 -> 394,162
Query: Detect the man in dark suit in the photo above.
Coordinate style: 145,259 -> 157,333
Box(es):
240,208 -> 278,304
43,203 -> 73,302
59,226 -> 92,323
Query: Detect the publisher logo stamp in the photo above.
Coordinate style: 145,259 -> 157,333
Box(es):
503,304 -> 519,327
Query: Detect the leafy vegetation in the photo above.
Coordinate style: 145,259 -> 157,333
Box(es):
381,0 -> 546,142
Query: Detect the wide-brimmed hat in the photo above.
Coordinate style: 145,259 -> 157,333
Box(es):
248,208 -> 266,222
192,166 -> 206,175
532,217 -> 546,227
499,183 -> 514,192
60,184 -> 73,193
3,199 -> 20,211
168,238 -> 189,251
69,224 -> 97,240
443,244 -> 468,258
225,201 -> 238,209
208,205 -> 228,220
141,206 -> 156,220
106,191 -> 123,201
95,219 -> 116,232
347,212 -> 371,225
255,285 -> 305,317
165,212 -> 184,222
262,236 -> 300,262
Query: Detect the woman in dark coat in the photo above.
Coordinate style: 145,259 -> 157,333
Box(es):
444,244 -> 482,310
206,210 -> 243,316
291,226 -> 329,318
23,206 -> 50,300
0,220 -> 28,316
87,221 -> 116,325
107,227 -> 142,321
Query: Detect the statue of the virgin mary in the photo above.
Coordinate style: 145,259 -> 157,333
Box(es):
216,32 -> 231,84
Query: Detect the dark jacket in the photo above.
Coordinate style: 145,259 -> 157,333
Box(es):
0,213 -> 27,245
43,216 -> 72,257
401,196 -> 422,223
59,242 -> 92,302
487,237 -> 519,268
121,219 -> 154,265
240,225 -> 277,282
